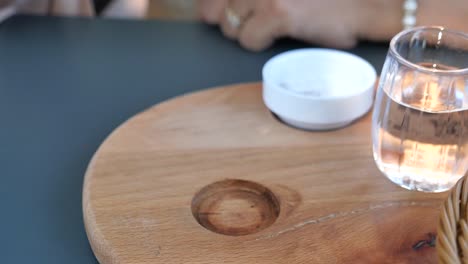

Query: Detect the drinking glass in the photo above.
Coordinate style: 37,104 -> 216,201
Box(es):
372,26 -> 468,192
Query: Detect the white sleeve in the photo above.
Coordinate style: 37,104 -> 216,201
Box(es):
101,0 -> 148,19
8,0 -> 94,17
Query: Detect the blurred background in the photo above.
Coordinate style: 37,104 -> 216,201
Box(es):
148,0 -> 196,20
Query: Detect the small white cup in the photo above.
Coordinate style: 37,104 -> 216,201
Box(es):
262,48 -> 377,130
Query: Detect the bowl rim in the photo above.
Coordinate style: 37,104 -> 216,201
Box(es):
262,48 -> 377,101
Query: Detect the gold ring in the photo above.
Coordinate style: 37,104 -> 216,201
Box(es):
225,7 -> 242,29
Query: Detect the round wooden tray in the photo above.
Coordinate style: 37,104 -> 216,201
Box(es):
83,83 -> 446,263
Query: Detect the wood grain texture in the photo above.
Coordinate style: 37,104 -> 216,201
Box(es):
83,83 -> 447,263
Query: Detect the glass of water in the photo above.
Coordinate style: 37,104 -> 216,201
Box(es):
372,26 -> 468,192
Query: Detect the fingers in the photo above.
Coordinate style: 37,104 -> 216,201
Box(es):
219,0 -> 254,39
198,0 -> 359,51
199,0 -> 290,51
197,0 -> 227,24
238,11 -> 286,51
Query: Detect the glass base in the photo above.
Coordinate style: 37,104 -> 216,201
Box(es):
384,172 -> 453,193
375,162 -> 461,192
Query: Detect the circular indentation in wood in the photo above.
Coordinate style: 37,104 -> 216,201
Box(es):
191,179 -> 280,236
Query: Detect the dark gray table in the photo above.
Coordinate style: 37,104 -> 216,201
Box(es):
0,15 -> 387,263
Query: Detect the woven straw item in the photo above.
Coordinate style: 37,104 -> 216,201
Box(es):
438,176 -> 468,264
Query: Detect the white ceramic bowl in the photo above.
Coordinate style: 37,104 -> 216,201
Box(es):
262,48 -> 377,130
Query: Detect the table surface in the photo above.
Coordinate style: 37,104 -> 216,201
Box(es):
0,15 -> 388,263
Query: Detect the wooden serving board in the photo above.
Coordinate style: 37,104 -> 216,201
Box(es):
83,83 -> 447,263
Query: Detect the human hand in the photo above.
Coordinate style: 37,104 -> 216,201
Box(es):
197,0 -> 400,51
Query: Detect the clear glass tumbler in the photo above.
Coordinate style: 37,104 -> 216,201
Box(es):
372,26 -> 468,192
